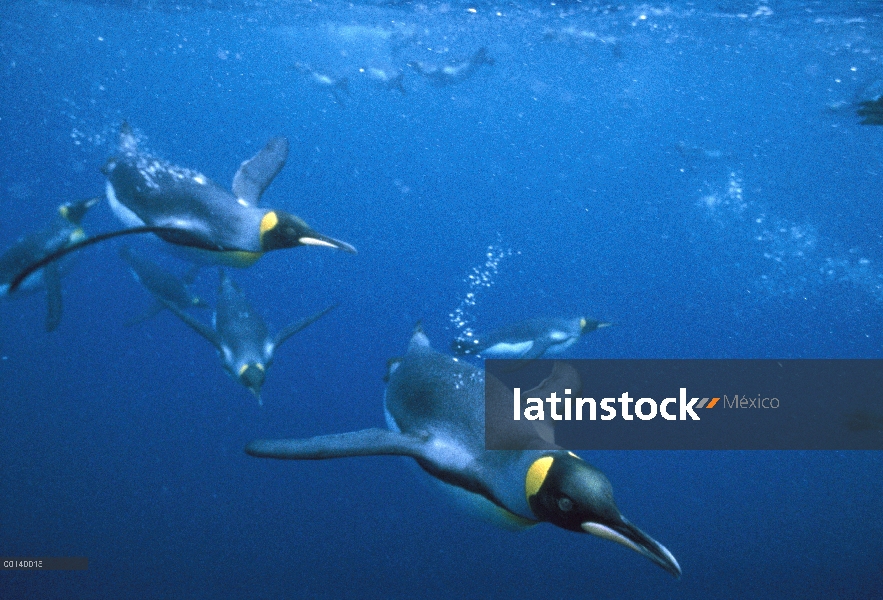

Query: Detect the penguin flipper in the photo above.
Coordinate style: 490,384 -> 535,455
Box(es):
124,301 -> 165,327
232,137 -> 290,204
522,362 -> 583,445
529,361 -> 582,397
182,264 -> 201,286
162,299 -> 223,350
43,262 -> 63,333
246,428 -> 429,460
274,303 -> 338,350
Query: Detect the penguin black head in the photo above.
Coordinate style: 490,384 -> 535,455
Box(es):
58,196 -> 101,226
580,317 -> 612,334
259,210 -> 357,254
239,363 -> 266,402
526,453 -> 681,578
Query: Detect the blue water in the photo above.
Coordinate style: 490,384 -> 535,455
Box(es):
2,1 -> 882,598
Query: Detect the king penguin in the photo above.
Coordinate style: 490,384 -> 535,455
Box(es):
163,269 -> 336,404
0,195 -> 100,331
118,246 -> 208,326
246,325 -> 681,577
451,316 -> 611,361
407,47 -> 495,86
102,122 -> 356,265
8,123 -> 356,292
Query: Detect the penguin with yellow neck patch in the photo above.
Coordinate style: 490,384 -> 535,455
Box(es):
452,316 -> 611,362
163,269 -> 336,404
246,325 -> 680,577
0,195 -> 100,331
102,122 -> 356,265
7,123 -> 355,292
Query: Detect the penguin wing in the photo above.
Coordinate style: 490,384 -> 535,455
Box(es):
273,303 -> 337,350
43,262 -> 63,332
124,300 -> 166,327
521,362 -> 583,445
231,137 -> 289,204
246,428 -> 430,460
161,299 -> 223,351
529,361 -> 582,397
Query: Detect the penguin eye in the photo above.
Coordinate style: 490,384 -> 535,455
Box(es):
557,496 -> 574,512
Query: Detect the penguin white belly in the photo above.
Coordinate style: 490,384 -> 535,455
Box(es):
106,181 -> 145,228
481,340 -> 534,358
545,335 -> 578,354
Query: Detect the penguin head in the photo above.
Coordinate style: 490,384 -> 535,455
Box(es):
238,363 -> 266,402
526,453 -> 681,578
579,317 -> 612,334
58,196 -> 101,226
259,210 -> 357,254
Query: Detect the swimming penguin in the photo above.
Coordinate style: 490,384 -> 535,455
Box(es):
246,325 -> 680,577
360,66 -> 406,95
118,245 -> 208,326
451,317 -> 611,361
0,195 -> 101,331
163,269 -> 336,404
407,47 -> 495,86
7,123 -> 356,293
542,27 -> 622,59
292,62 -> 350,105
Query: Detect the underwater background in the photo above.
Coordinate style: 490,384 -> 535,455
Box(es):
1,0 -> 882,597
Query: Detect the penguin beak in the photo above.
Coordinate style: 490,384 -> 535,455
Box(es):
260,211 -> 357,254
298,231 -> 358,254
581,519 -> 681,578
581,319 -> 613,333
239,364 -> 266,405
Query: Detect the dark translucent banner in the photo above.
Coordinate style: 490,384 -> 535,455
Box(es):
485,359 -> 883,450
1,557 -> 88,570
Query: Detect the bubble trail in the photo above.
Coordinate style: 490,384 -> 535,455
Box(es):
449,238 -> 517,344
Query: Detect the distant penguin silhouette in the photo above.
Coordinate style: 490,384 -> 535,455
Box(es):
0,195 -> 100,331
9,123 -> 355,293
292,62 -> 350,105
452,316 -> 611,361
361,66 -> 406,95
407,47 -> 494,86
247,325 -> 680,577
164,269 -> 336,404
118,246 -> 207,326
